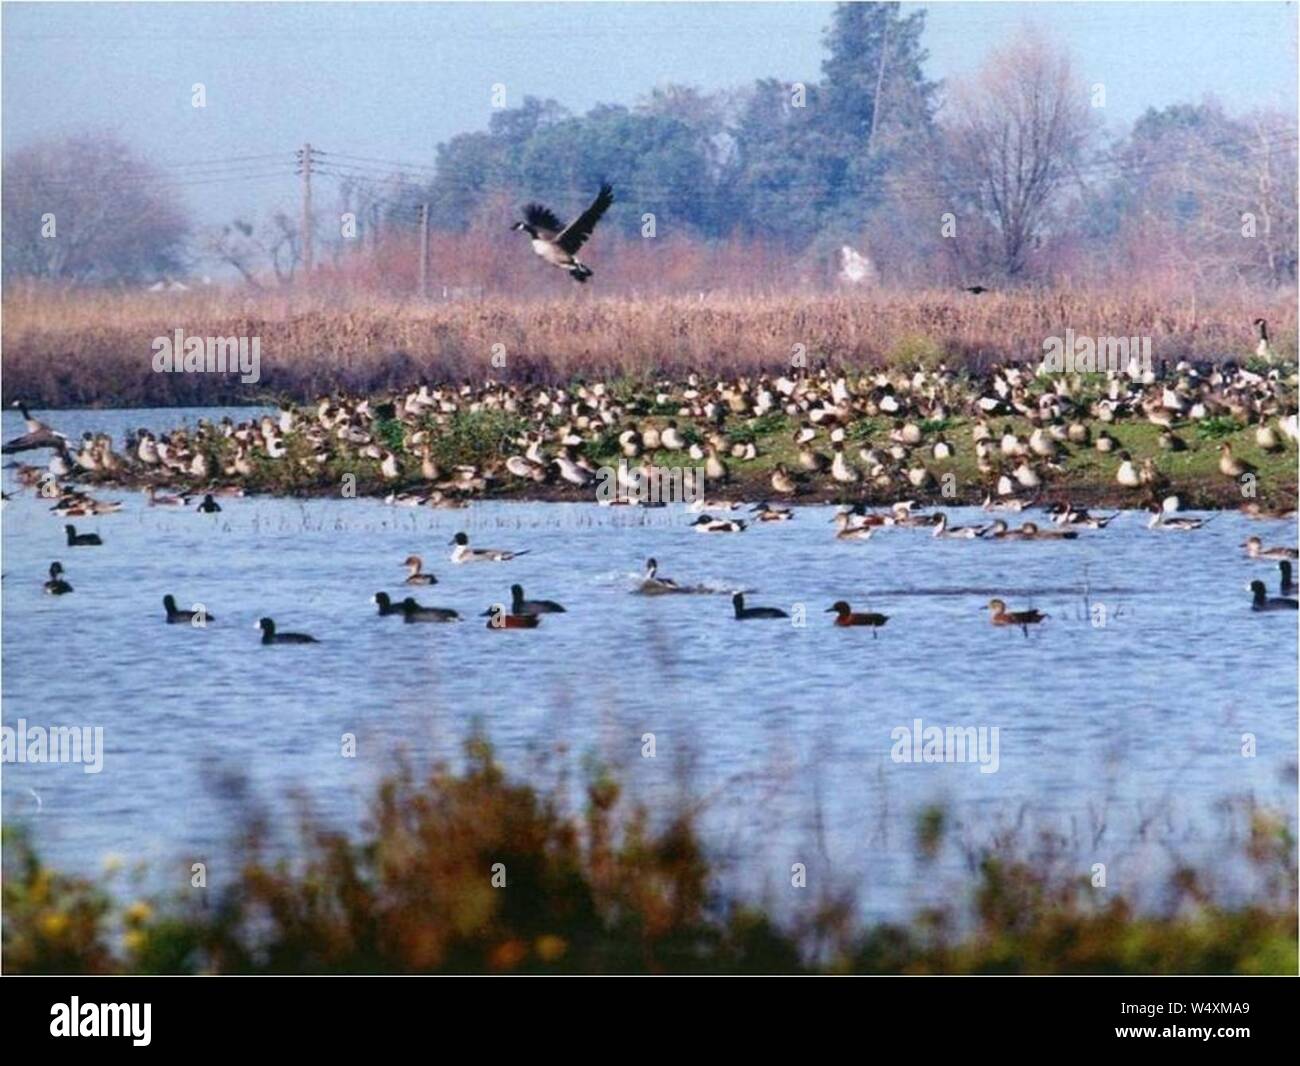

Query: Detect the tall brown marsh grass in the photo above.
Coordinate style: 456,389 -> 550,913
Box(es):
3,283 -> 1294,407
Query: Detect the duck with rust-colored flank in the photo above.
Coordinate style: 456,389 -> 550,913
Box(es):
482,604 -> 541,629
826,601 -> 889,636
691,514 -> 746,533
985,598 -> 1048,637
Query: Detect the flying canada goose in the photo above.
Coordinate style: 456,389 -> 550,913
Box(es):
511,183 -> 614,283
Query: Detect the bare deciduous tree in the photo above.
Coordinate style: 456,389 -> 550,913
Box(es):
946,29 -> 1094,278
2,132 -> 190,284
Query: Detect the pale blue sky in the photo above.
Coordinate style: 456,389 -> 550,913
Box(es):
3,1 -> 1297,226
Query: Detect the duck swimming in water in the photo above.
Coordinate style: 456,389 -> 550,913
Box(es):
373,591 -> 404,616
402,555 -> 438,584
825,600 -> 889,636
985,598 -> 1048,637
1248,580 -> 1298,612
511,584 -> 566,615
691,514 -> 747,533
257,618 -> 319,644
163,595 -> 214,625
64,524 -> 102,546
1242,536 -> 1298,561
1279,560 -> 1297,596
401,598 -> 460,623
481,604 -> 542,629
731,592 -> 787,620
450,532 -> 530,562
43,561 -> 72,595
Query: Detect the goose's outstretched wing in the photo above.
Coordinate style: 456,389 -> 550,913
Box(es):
522,203 -> 564,239
556,183 -> 613,254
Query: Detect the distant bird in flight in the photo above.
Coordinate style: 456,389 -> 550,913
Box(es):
511,183 -> 614,283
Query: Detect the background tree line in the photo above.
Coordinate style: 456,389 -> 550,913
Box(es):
3,3 -> 1296,292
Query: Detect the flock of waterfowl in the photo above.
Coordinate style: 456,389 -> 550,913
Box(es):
4,330 -> 1295,513
5,337 -> 1297,637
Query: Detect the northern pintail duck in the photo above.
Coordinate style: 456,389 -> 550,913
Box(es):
257,618 -> 319,644
731,592 -> 788,620
401,598 -> 460,623
43,561 -> 72,595
64,524 -> 102,546
1147,505 -> 1211,531
163,595 -> 214,625
638,558 -> 697,595
691,514 -> 746,533
145,486 -> 188,507
511,183 -> 614,283
985,598 -> 1048,636
826,600 -> 888,635
511,584 -> 566,615
402,555 -> 438,584
932,513 -> 989,539
449,532 -> 529,562
482,604 -> 542,629
1248,580 -> 1298,612
1242,536 -> 1298,561
832,509 -> 875,540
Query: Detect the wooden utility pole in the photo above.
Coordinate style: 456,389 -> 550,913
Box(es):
299,142 -> 314,278
417,202 -> 429,297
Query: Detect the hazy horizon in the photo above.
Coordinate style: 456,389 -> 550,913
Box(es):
3,1 -> 1297,235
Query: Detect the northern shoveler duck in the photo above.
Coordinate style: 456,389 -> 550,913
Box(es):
449,532 -> 529,562
401,598 -> 460,623
43,561 -> 72,595
1048,503 -> 1117,529
986,598 -> 1048,636
511,584 -> 566,615
932,513 -> 988,539
64,524 -> 102,546
751,501 -> 793,522
691,514 -> 746,533
826,600 -> 889,636
257,618 -> 318,644
402,555 -> 438,584
731,592 -> 788,620
1242,536 -> 1298,561
163,595 -> 214,625
1249,580 -> 1298,612
511,183 -> 614,283
482,605 -> 542,629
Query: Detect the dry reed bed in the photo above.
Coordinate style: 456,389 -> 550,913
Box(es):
3,287 -> 1294,407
